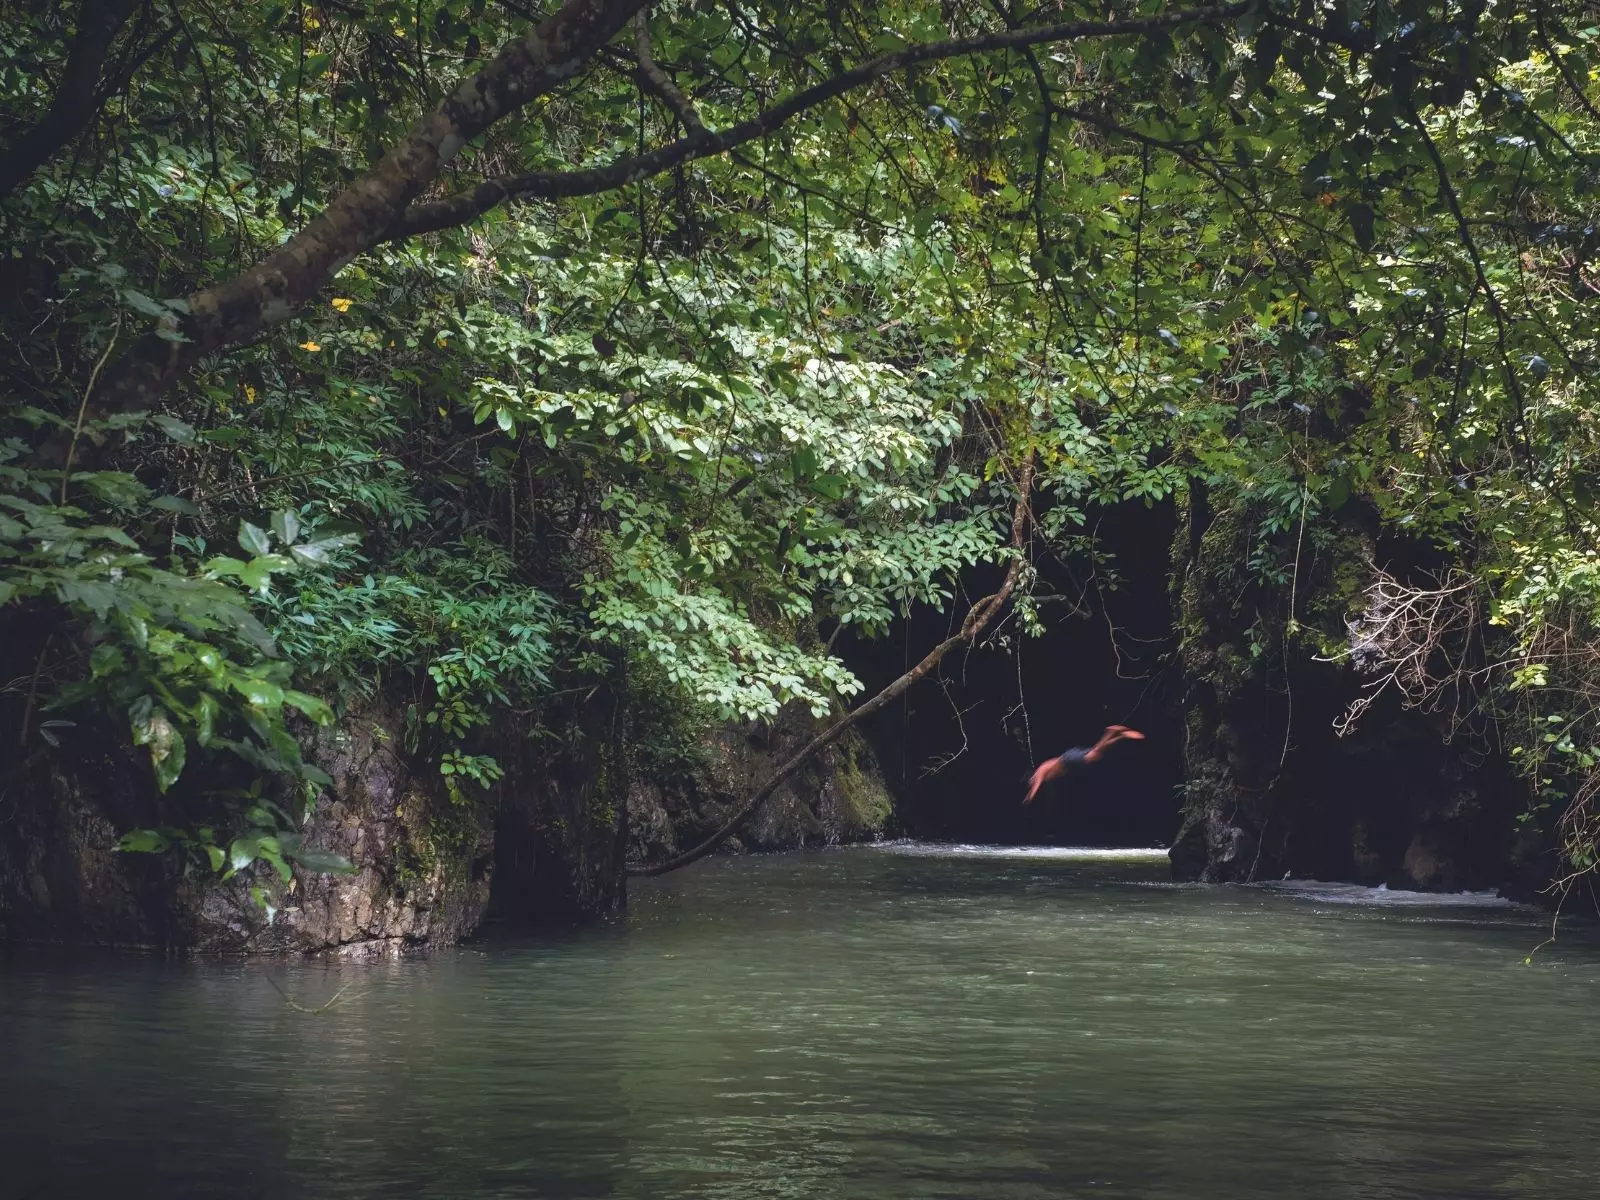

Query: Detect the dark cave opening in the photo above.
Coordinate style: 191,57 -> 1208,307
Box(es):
841,499 -> 1186,848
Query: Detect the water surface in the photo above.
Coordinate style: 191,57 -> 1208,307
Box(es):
4,844 -> 1598,1199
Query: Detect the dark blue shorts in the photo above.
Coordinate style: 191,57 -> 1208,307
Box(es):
1057,747 -> 1090,768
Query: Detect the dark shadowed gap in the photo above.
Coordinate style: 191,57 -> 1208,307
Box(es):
842,499 -> 1184,847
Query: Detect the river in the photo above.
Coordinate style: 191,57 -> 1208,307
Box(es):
4,845 -> 1599,1199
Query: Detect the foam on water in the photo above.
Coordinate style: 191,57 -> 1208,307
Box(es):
873,840 -> 1170,862
868,844 -> 1520,906
1254,879 -> 1517,908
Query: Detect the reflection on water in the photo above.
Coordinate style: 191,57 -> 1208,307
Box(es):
4,845 -> 1598,1199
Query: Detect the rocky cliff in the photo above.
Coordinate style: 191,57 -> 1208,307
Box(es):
0,693 -> 891,953
1166,489 -> 1532,892
0,701 -> 494,955
628,705 -> 892,864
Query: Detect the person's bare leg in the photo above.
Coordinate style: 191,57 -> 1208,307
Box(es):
1084,725 -> 1145,763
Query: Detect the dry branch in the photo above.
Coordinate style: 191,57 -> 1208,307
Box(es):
628,454 -> 1036,877
1326,565 -> 1479,737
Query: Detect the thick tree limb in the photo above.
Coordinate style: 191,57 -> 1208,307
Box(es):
67,1 -> 1250,434
628,455 -> 1036,878
392,2 -> 1250,240
0,0 -> 141,200
74,0 -> 650,433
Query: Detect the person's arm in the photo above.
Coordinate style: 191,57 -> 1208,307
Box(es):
1022,756 -> 1065,805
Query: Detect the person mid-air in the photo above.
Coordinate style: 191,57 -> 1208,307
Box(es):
1022,725 -> 1145,805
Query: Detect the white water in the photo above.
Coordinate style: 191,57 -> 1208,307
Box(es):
876,842 -> 1521,907
1254,879 -> 1520,908
875,840 -> 1171,861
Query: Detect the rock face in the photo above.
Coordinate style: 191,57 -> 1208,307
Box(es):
0,703 -> 493,955
1167,490 -> 1524,891
491,692 -> 630,924
198,706 -> 496,955
2,692 -> 891,952
0,736 -> 197,947
628,706 -> 892,865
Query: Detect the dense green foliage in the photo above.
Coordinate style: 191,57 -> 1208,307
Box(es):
7,0 -> 1600,897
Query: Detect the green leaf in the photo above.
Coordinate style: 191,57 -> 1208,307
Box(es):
291,848 -> 356,874
123,288 -> 174,319
202,556 -> 245,580
150,414 -> 196,444
271,509 -> 300,545
260,843 -> 293,884
289,533 -> 359,566
811,474 -> 848,501
118,829 -> 170,854
234,677 -> 285,708
238,521 -> 273,556
151,729 -> 186,791
195,692 -> 219,745
240,553 -> 295,592
150,494 -> 200,515
284,688 -> 334,725
229,837 -> 260,872
250,885 -> 278,923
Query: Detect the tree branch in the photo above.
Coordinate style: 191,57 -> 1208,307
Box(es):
65,1 -> 1251,437
389,2 -> 1250,239
633,8 -> 702,132
1533,3 -> 1600,128
1400,98 -> 1533,459
628,454 -> 1035,877
0,0 -> 141,200
71,0 -> 651,437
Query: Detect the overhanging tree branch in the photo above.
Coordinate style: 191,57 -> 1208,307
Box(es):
0,0 -> 141,200
629,454 -> 1036,877
65,1 -> 1254,437
70,0 -> 652,436
632,9 -> 702,133
1401,98 -> 1534,459
391,2 -> 1250,240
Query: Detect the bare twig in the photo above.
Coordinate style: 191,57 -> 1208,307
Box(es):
60,311 -> 123,505
1321,564 -> 1480,738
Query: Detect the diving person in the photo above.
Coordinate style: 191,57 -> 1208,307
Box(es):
1022,725 -> 1145,805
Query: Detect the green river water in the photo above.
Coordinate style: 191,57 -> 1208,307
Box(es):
4,845 -> 1599,1199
